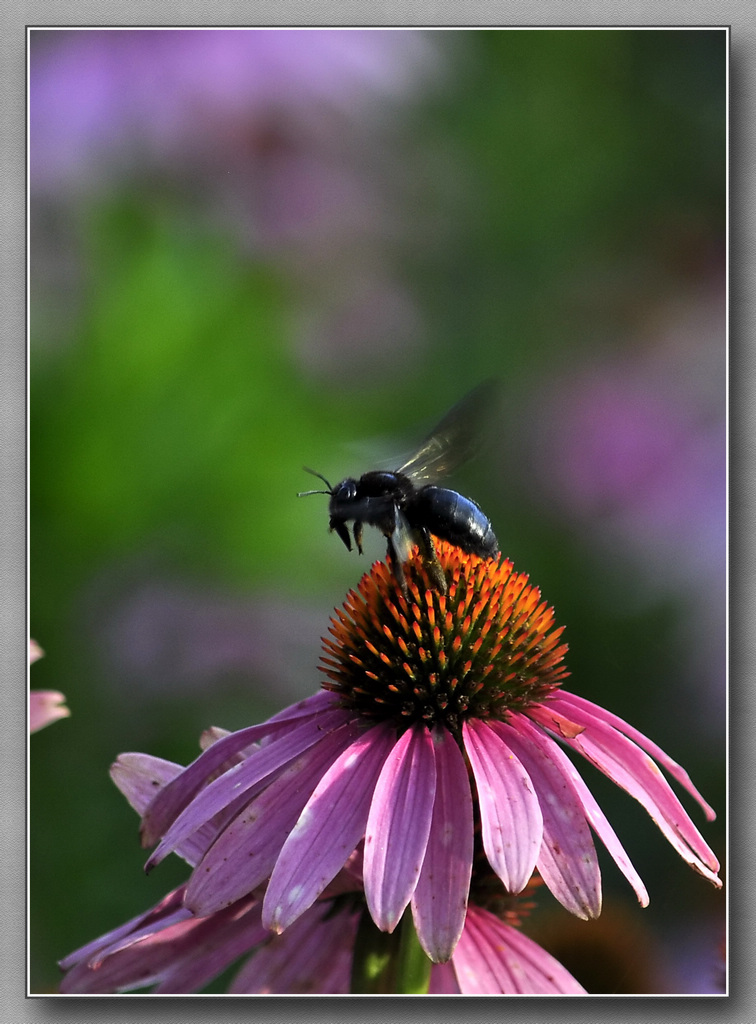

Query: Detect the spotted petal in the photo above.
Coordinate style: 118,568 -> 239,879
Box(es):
145,705 -> 353,871
497,715 -> 601,919
462,718 -> 542,893
547,745 -> 649,907
231,901 -> 359,994
263,721 -> 396,933
531,696 -> 721,886
185,719 -> 364,915
140,691 -> 338,846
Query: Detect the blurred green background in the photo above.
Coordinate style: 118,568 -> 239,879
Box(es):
30,28 -> 726,994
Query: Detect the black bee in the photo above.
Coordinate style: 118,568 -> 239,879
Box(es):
299,381 -> 500,595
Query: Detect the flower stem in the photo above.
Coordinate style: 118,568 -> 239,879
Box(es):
395,907 -> 432,994
350,907 -> 431,994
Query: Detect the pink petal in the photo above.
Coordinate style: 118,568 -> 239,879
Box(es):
110,753 -> 182,816
29,639 -> 44,664
83,907 -> 195,967
199,726 -> 232,749
185,719 -> 364,915
59,886 -> 189,973
531,697 -> 721,886
411,726 -> 473,962
263,721 -> 395,933
363,723 -> 437,933
62,894 -> 266,994
154,901 -> 269,993
144,706 -> 354,869
60,921 -> 191,993
462,718 -> 542,893
29,690 -> 69,732
521,723 -> 649,906
524,703 -> 584,739
498,715 -> 601,920
557,691 -> 717,820
429,960 -> 461,993
111,753 -> 236,869
452,905 -> 586,994
140,691 -> 339,845
230,901 -> 359,994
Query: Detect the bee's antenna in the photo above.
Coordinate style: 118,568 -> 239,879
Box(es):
297,467 -> 333,497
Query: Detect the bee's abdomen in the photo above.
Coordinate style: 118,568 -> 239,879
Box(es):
411,486 -> 499,559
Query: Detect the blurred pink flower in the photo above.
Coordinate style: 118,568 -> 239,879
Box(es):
29,640 -> 70,733
530,285 -> 725,590
30,28 -> 438,374
29,691 -> 70,733
30,28 -> 439,196
526,282 -> 726,735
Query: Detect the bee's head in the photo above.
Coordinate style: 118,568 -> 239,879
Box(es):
327,478 -> 359,537
331,478 -> 357,502
297,469 -> 359,502
298,469 -> 357,551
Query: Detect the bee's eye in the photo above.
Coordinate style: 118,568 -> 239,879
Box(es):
336,480 -> 357,501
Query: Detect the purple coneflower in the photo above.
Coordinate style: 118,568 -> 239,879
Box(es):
130,541 -> 719,970
60,731 -> 583,994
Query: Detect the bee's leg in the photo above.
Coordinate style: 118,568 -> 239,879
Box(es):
330,518 -> 352,552
385,535 -> 408,598
416,528 -> 447,595
353,521 -> 364,555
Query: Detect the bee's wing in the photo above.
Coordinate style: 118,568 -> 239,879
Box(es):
396,379 -> 501,484
391,508 -> 415,564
